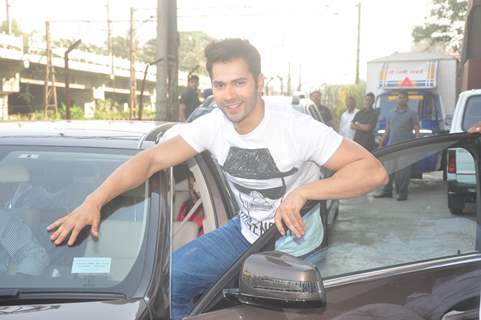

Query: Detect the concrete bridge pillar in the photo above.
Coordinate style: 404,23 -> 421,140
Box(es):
0,72 -> 20,120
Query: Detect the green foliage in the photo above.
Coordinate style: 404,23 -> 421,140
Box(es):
93,99 -> 129,120
0,20 -> 23,37
322,82 -> 367,128
412,0 -> 468,54
179,31 -> 216,74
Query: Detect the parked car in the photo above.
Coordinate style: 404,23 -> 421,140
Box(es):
0,121 -> 480,320
447,89 -> 481,214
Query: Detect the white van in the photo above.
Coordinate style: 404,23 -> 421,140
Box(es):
447,89 -> 481,214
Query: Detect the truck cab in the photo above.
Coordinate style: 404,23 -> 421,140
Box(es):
376,90 -> 446,137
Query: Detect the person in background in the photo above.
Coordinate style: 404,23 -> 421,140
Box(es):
310,90 -> 333,127
352,92 -> 379,152
339,96 -> 359,140
375,91 -> 420,201
179,74 -> 200,121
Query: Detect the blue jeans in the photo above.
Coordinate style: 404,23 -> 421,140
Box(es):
171,216 -> 250,320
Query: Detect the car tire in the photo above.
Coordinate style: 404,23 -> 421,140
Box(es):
448,194 -> 465,215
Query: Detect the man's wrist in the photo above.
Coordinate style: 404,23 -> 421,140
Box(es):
86,193 -> 104,211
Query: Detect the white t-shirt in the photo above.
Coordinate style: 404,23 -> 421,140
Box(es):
339,109 -> 359,140
179,102 -> 343,243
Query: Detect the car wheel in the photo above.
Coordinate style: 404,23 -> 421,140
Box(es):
448,194 -> 465,215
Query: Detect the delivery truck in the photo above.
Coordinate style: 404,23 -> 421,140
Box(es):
367,51 -> 458,135
367,52 -> 458,177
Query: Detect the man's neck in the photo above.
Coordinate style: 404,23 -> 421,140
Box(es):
234,99 -> 265,135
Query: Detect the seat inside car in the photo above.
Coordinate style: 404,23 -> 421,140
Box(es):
83,185 -> 148,281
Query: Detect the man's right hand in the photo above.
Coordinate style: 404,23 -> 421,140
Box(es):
47,199 -> 101,246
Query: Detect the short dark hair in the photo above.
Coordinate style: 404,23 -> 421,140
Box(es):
204,38 -> 261,79
398,91 -> 409,98
366,92 -> 375,99
188,74 -> 199,82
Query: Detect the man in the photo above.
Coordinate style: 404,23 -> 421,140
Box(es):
179,74 -> 200,121
351,92 -> 379,151
47,39 -> 387,320
339,96 -> 359,140
376,91 -> 420,201
310,90 -> 333,127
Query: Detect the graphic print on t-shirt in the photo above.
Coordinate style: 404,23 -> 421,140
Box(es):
222,146 -> 298,237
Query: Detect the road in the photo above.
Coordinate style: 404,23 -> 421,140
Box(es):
310,171 -> 478,278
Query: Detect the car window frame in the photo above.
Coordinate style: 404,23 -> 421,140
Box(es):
187,132 -> 481,317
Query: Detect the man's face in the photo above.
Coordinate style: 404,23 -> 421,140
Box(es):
398,94 -> 409,107
189,78 -> 199,90
365,95 -> 374,108
211,58 -> 264,124
347,98 -> 355,110
310,92 -> 321,105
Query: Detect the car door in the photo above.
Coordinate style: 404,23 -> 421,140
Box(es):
185,132 -> 481,320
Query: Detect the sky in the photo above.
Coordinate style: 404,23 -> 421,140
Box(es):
3,0 -> 433,88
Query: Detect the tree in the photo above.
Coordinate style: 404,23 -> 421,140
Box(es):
178,31 -> 216,74
412,0 -> 468,54
111,35 -> 131,59
0,20 -> 22,37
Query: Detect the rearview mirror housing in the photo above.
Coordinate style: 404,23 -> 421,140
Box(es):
224,251 -> 326,308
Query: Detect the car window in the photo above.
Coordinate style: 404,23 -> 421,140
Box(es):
0,146 -> 154,294
462,95 -> 481,131
301,140 -> 479,279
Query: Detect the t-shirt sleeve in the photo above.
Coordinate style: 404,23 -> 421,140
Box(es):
293,114 -> 343,166
180,91 -> 190,105
178,111 -> 220,152
369,111 -> 379,129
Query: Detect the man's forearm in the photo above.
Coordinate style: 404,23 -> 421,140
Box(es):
86,148 -> 158,209
296,157 -> 387,201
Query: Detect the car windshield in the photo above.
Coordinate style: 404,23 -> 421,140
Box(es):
0,145 -> 153,294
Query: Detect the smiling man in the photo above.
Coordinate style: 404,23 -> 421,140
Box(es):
48,39 -> 388,320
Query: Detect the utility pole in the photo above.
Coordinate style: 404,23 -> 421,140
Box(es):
43,21 -> 58,118
129,8 -> 137,120
156,0 -> 169,120
167,0 -> 179,121
5,0 -> 11,34
355,2 -> 362,84
65,39 -> 81,120
106,0 -> 114,79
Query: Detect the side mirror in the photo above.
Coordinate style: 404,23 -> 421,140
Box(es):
224,251 -> 326,308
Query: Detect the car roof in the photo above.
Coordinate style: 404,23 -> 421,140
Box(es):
0,120 -> 176,149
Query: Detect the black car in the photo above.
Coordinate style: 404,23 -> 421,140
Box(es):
0,121 -> 480,320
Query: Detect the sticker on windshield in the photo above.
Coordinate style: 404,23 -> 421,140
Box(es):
71,257 -> 111,274
18,154 -> 39,159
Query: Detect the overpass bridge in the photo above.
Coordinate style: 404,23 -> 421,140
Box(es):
0,32 -> 210,120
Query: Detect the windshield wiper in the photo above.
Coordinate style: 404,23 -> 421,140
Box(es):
0,289 -> 125,302
0,289 -> 19,299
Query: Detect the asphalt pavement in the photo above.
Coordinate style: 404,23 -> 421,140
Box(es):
310,171 -> 478,278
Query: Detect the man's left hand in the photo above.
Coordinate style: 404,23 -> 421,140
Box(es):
275,189 -> 307,238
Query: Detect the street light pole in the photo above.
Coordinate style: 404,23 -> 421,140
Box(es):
139,57 -> 163,120
5,0 -> 11,35
355,2 -> 362,84
64,39 -> 81,120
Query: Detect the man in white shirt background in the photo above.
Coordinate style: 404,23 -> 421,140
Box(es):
339,96 -> 359,140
